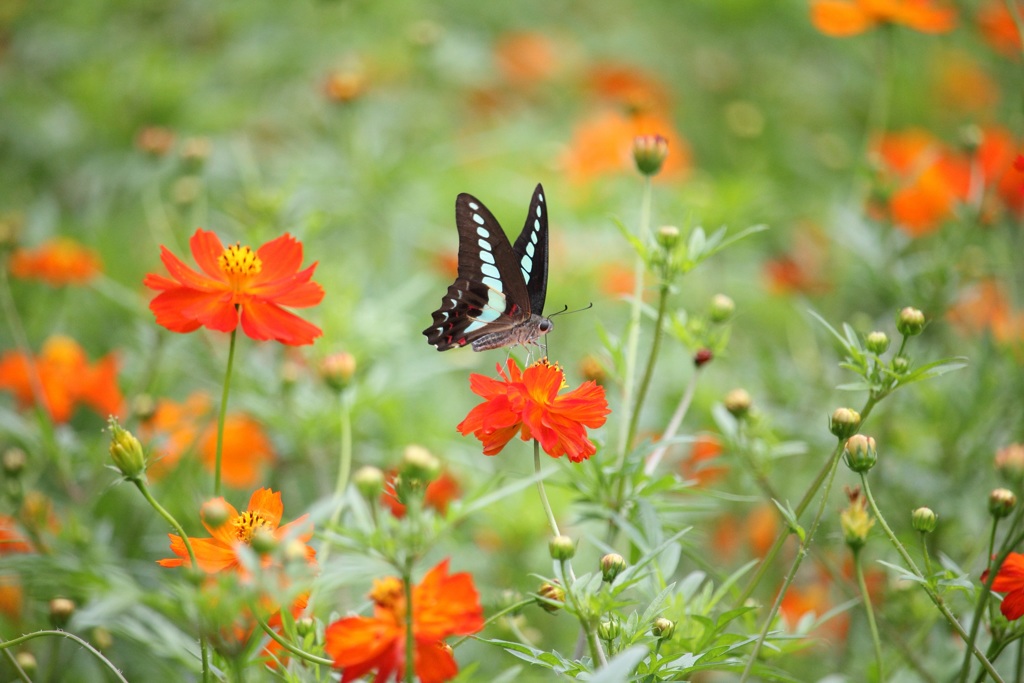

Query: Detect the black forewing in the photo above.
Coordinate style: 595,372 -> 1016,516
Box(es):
511,183 -> 548,314
423,192 -> 531,350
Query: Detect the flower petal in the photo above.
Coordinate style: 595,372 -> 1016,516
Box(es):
239,299 -> 322,345
190,229 -> 230,281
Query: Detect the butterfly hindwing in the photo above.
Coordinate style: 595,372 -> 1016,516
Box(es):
511,183 -> 548,315
424,190 -> 535,351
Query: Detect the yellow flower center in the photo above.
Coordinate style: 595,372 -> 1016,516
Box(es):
218,244 -> 262,277
369,577 -> 406,618
231,510 -> 273,544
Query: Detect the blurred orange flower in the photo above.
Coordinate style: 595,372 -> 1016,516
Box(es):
932,52 -> 1000,116
144,228 -> 324,346
587,63 -> 671,114
562,109 -> 690,183
457,358 -> 610,462
0,516 -> 33,554
763,224 -> 831,295
680,434 -> 728,486
140,392 -> 213,479
199,414 -> 276,489
323,69 -> 367,103
0,574 -> 22,621
0,336 -> 123,423
811,0 -> 956,36
975,126 -> 1024,217
9,238 -> 101,286
324,559 -> 484,683
871,129 -> 970,236
135,125 -> 175,155
978,1 -> 1024,56
158,488 -> 314,574
779,581 -> 849,642
382,470 -> 461,518
495,31 -> 562,88
947,279 -> 1024,346
984,552 -> 1024,620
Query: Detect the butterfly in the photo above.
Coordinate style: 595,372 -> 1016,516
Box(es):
424,183 -> 552,352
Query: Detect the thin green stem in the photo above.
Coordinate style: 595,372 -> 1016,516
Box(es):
959,518 -> 1001,683
534,440 -> 560,538
558,557 -> 606,668
254,611 -> 333,666
739,442 -> 843,682
0,633 -> 31,683
861,476 -> 1004,683
643,366 -> 702,476
317,390 -> 353,569
854,549 -> 884,680
213,329 -> 238,497
625,283 -> 670,460
614,176 -> 653,472
919,532 -> 934,579
0,630 -> 129,683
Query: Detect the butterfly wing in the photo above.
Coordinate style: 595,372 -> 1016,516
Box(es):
511,183 -> 548,315
424,192 -> 532,351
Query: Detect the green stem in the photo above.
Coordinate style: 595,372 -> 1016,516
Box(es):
614,176 -> 653,472
959,518 -> 1001,683
253,611 -> 333,666
854,549 -> 883,680
0,630 -> 129,683
861,476 -> 1004,683
404,558 -> 415,683
317,390 -> 353,569
739,441 -> 843,682
534,440 -> 561,538
0,632 -> 31,683
451,599 -> 535,649
558,557 -> 606,668
213,329 -> 238,497
643,366 -> 702,476
919,532 -> 934,579
624,283 -> 670,461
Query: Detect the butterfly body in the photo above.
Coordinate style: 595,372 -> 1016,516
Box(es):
424,184 -> 551,352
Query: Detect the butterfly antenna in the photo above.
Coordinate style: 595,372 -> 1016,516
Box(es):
548,302 -> 594,318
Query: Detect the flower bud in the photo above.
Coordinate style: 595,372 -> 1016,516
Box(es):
995,444 -> 1024,486
135,126 -> 175,156
844,434 -> 877,473
896,307 -> 926,336
354,465 -> 386,500
15,652 -> 36,675
912,507 -> 937,533
865,331 -> 889,354
652,617 -> 675,640
107,418 -> 146,481
181,137 -> 211,167
400,445 -> 440,485
633,135 -> 669,176
536,581 -> 564,613
579,355 -> 607,384
2,447 -> 26,477
250,527 -> 278,555
693,348 -> 713,367
130,394 -> 157,422
724,389 -> 752,418
840,488 -> 874,550
891,355 -> 910,373
600,553 -> 627,582
296,617 -> 316,637
829,408 -> 861,440
548,535 -> 576,561
197,501 -> 229,532
598,617 -> 621,642
990,488 -> 1017,518
709,294 -> 736,323
49,597 -> 76,627
320,352 -> 357,392
657,225 -> 680,250
283,538 -> 310,565
91,627 -> 113,650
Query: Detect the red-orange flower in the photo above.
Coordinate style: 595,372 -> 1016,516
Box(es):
140,392 -> 213,479
978,1 -> 1023,56
0,336 -> 123,423
158,488 -> 314,574
144,229 -> 324,346
983,552 -> 1024,619
947,279 -> 1024,346
811,0 -> 956,36
324,559 -> 484,683
9,238 -> 101,285
457,358 -> 610,462
680,434 -> 728,486
199,414 -> 276,489
382,470 -> 461,518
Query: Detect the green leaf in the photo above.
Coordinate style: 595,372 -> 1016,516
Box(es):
589,645 -> 649,682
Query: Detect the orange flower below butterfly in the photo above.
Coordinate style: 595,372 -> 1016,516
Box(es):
9,238 -> 101,286
457,358 -> 610,462
0,336 -> 123,423
158,488 -> 314,575
324,559 -> 484,683
811,0 -> 956,37
144,228 -> 324,346
983,552 -> 1024,619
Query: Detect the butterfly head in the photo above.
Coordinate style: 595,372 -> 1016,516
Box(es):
538,318 -> 553,335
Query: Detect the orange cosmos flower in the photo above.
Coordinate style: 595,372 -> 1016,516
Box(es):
140,392 -> 213,479
983,552 -> 1024,619
0,336 -> 123,423
979,1 -> 1023,56
144,228 -> 324,346
811,0 -> 956,37
324,559 -> 484,683
9,238 -> 102,286
495,31 -> 563,89
586,63 -> 672,115
680,434 -> 728,487
199,413 -> 276,489
562,109 -> 691,184
158,488 -> 314,574
382,470 -> 461,518
457,358 -> 610,463
947,279 -> 1024,346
